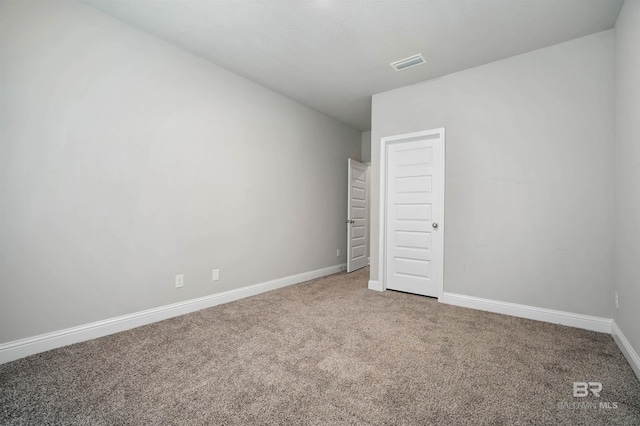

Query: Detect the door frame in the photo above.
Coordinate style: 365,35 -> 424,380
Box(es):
377,128 -> 446,299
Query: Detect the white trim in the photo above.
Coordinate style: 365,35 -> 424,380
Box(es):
0,264 -> 346,365
440,292 -> 612,333
612,321 -> 640,381
378,128 -> 445,298
368,280 -> 383,291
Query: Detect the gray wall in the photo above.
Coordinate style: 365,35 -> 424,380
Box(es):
361,131 -> 371,164
614,1 -> 640,356
0,1 -> 361,343
371,31 -> 615,318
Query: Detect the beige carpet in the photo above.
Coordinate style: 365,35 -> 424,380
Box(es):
1,267 -> 639,425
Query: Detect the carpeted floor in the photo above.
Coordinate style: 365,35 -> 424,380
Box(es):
1,267 -> 639,425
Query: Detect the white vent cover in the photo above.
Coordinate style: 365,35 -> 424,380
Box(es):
390,54 -> 425,71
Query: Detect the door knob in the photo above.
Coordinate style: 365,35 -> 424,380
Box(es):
432,222 -> 438,229
346,219 -> 355,224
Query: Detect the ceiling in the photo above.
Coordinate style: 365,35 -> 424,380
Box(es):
82,0 -> 624,131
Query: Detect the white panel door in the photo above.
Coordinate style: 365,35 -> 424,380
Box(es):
347,159 -> 368,273
385,135 -> 443,297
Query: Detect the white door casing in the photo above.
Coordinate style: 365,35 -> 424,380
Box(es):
347,159 -> 369,273
379,129 -> 445,298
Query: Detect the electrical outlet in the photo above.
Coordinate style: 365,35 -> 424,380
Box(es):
212,269 -> 220,281
337,249 -> 340,257
175,274 -> 184,288
615,292 -> 619,309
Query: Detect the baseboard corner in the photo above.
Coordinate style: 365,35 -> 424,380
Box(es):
611,321 -> 640,381
368,279 -> 383,291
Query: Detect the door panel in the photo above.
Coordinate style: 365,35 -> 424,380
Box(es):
385,135 -> 443,297
347,159 -> 369,273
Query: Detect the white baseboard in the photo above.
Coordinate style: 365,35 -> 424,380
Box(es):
368,279 -> 383,291
0,264 -> 346,365
611,321 -> 640,381
440,292 -> 612,333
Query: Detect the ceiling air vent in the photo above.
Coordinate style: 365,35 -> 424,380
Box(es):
390,54 -> 425,71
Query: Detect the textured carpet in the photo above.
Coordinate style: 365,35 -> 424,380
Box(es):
1,267 -> 639,425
